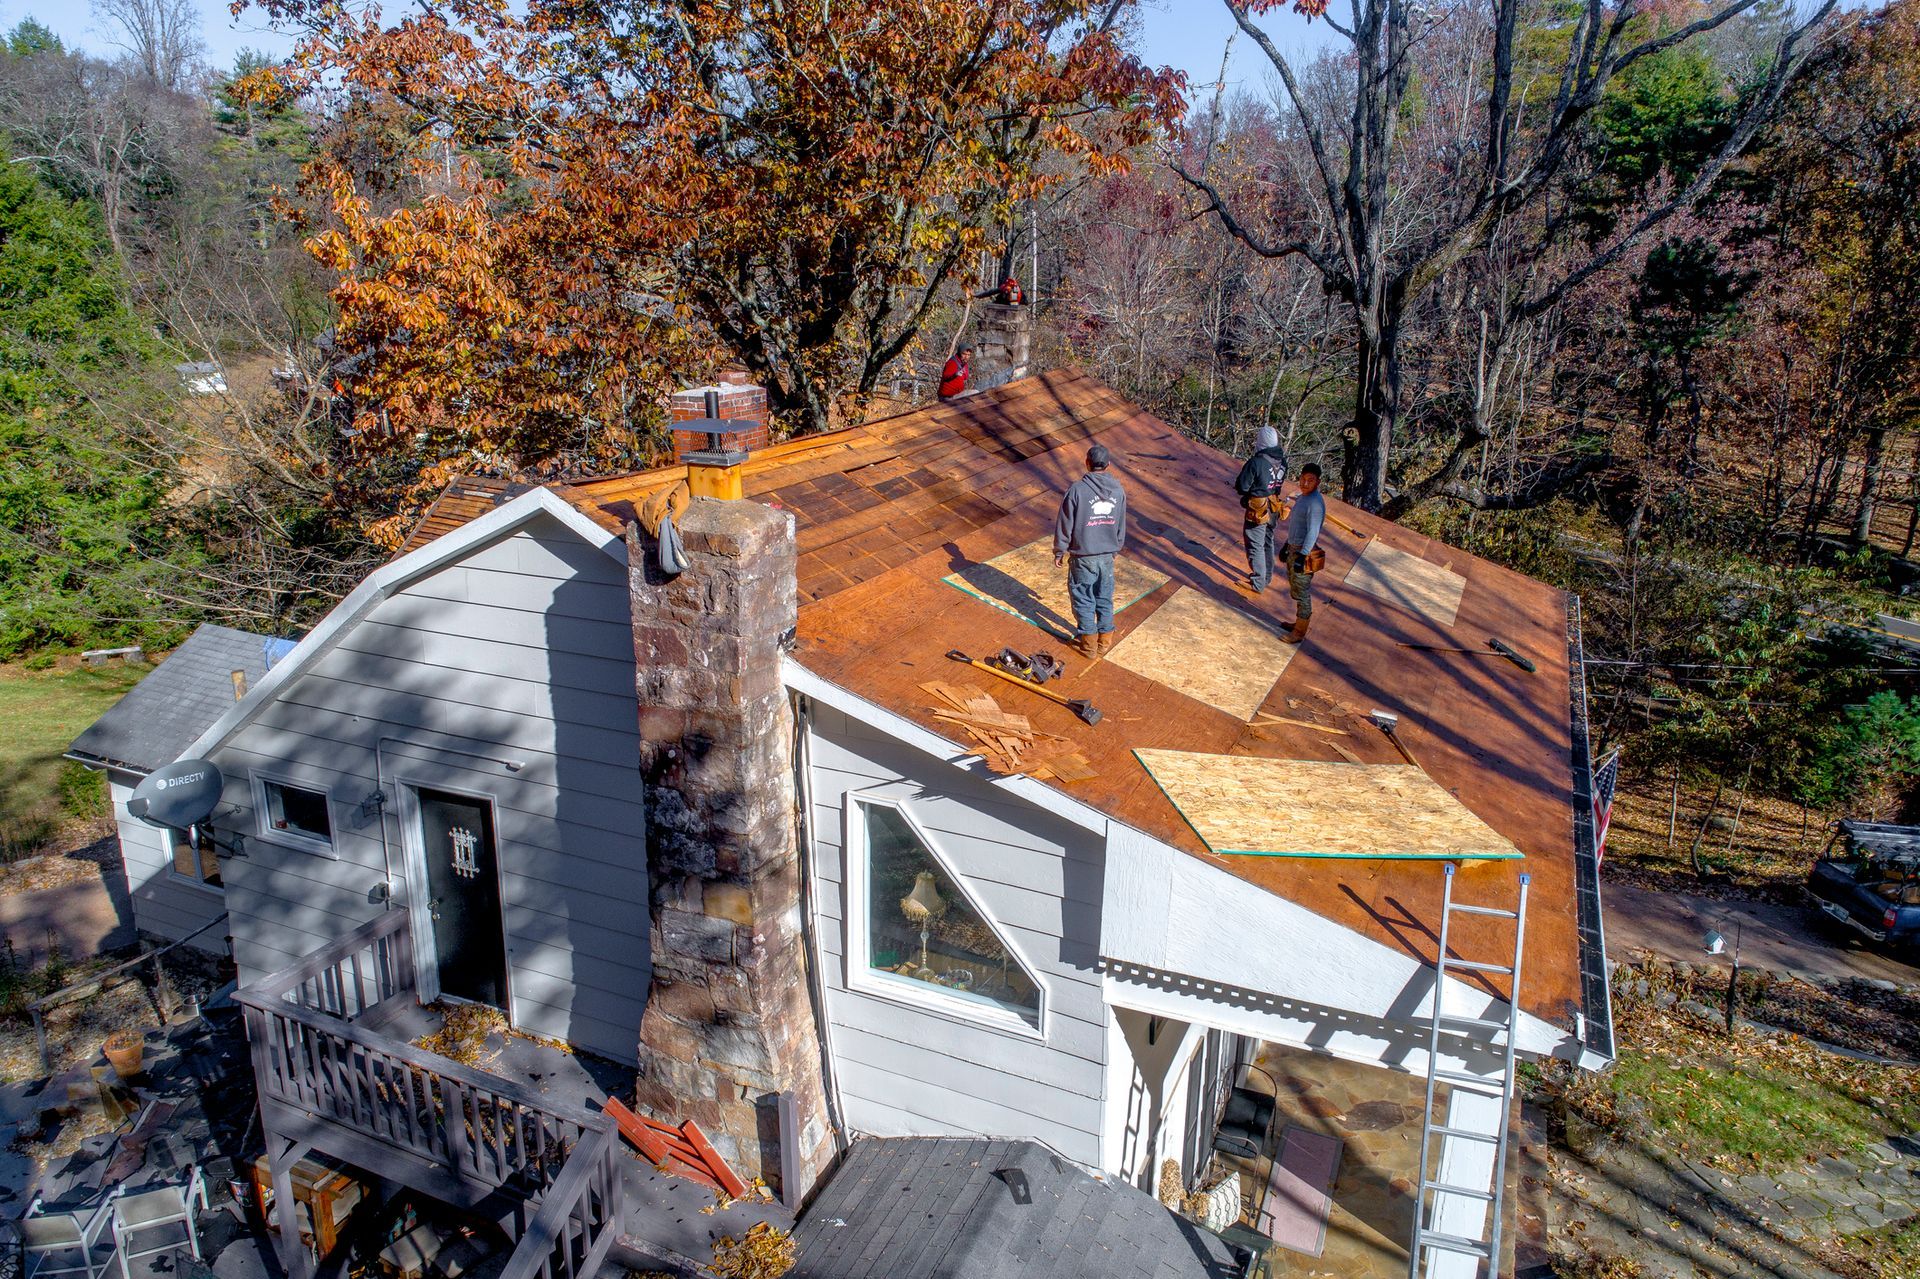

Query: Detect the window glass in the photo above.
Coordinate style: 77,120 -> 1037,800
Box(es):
264,781 -> 332,846
170,828 -> 222,888
861,802 -> 1040,1027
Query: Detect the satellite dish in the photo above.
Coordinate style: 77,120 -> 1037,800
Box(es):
128,759 -> 225,830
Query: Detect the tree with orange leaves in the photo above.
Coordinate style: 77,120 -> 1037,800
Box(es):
237,0 -> 1182,533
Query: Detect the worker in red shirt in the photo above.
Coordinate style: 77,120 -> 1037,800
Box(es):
996,276 -> 1025,306
939,345 -> 972,399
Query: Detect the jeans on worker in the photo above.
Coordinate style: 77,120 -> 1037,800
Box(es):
1245,514 -> 1282,590
1067,553 -> 1116,637
1287,552 -> 1315,620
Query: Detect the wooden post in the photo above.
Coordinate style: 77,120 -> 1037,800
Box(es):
1666,764 -> 1681,850
266,1132 -> 316,1279
32,1006 -> 48,1075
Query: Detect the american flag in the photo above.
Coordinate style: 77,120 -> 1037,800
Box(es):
1592,747 -> 1622,865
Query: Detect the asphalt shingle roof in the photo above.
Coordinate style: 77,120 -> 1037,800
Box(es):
790,1137 -> 1247,1279
67,624 -> 278,774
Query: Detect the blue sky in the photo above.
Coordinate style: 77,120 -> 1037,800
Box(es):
0,0 -> 1334,92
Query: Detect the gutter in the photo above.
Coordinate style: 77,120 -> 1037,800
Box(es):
1567,595 -> 1617,1069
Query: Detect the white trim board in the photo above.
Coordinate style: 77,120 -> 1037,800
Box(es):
181,489 -> 628,763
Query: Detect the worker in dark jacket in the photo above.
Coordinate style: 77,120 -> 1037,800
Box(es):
1053,445 -> 1128,658
939,346 -> 972,399
1281,463 -> 1326,644
1234,425 -> 1289,591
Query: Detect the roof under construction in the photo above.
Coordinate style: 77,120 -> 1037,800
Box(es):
401,369 -> 1600,1029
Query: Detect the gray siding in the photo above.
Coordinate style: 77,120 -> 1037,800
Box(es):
804,702 -> 1108,1167
107,771 -> 228,949
213,515 -> 650,1061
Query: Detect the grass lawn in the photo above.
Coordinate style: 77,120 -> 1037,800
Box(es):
0,661 -> 145,861
1561,986 -> 1920,1173
1852,1215 -> 1920,1279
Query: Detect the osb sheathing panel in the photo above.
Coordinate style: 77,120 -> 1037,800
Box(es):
945,537 -> 1169,639
1135,751 -> 1526,860
1343,540 -> 1468,628
1106,586 -> 1296,721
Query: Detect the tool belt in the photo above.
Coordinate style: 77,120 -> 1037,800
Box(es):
987,647 -> 1065,685
1284,545 -> 1326,574
1243,494 -> 1291,526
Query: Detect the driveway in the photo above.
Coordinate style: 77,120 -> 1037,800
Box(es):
1604,881 -> 1920,987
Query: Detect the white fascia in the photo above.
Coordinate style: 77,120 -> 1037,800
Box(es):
179,487 -> 628,762
784,656 -> 1581,1063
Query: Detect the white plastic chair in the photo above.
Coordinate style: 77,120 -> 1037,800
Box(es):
109,1167 -> 207,1279
21,1198 -> 117,1279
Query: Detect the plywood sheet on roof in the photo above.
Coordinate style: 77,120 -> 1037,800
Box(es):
1344,541 -> 1467,628
1134,750 -> 1525,860
944,538 -> 1168,638
1105,586 -> 1296,721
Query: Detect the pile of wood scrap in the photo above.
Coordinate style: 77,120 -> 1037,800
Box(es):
919,681 -> 1097,783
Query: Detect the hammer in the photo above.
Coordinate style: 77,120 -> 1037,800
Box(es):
1396,636 -> 1537,674
1368,709 -> 1423,769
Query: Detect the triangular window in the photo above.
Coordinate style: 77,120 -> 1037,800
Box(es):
857,799 -> 1043,1029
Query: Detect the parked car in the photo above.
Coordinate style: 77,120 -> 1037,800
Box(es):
1806,819 -> 1920,951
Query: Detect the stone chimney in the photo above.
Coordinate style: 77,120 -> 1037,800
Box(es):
628,497 -> 834,1201
968,303 -> 1032,391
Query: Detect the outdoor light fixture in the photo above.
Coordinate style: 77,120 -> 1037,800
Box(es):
1702,920 -> 1744,1033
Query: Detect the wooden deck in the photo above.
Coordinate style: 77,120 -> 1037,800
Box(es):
235,911 -> 623,1279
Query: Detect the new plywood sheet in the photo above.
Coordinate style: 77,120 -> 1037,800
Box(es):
1134,750 -> 1525,860
1344,541 -> 1467,628
944,537 -> 1168,637
1105,586 -> 1295,721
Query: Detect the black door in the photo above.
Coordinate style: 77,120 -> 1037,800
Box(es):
418,789 -> 509,1009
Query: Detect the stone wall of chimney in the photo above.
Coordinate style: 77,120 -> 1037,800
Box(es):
628,497 -> 834,1201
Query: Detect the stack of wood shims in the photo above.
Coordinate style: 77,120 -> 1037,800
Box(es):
919,681 -> 1098,783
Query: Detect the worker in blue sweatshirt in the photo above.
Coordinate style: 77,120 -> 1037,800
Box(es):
1281,463 -> 1325,644
1053,445 -> 1128,658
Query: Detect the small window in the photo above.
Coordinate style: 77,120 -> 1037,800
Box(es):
260,779 -> 333,849
859,800 -> 1041,1029
169,827 -> 222,889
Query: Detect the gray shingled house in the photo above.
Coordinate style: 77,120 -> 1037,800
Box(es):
66,624 -> 283,950
71,371 -> 1612,1279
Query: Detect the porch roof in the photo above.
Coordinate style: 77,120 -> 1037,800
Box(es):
395,370 -> 1593,1028
791,1136 -> 1244,1279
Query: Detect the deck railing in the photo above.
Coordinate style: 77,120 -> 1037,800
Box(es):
237,910 -> 625,1279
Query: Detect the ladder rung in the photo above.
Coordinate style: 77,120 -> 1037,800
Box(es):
1443,958 -> 1513,974
1447,903 -> 1519,919
1422,1179 -> 1495,1202
1428,1124 -> 1501,1143
1433,1069 -> 1506,1091
1436,1012 -> 1509,1032
1416,1231 -> 1492,1258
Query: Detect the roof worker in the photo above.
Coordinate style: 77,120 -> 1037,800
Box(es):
1054,444 -> 1128,659
1234,425 -> 1289,592
996,275 -> 1025,306
1280,463 -> 1326,645
939,345 -> 972,399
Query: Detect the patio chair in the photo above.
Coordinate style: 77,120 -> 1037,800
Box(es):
21,1198 -> 117,1279
110,1166 -> 208,1279
1212,1063 -> 1278,1163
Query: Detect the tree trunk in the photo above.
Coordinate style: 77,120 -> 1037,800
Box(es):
1348,321 -> 1398,511
1689,774 -> 1727,876
1855,424 -> 1888,548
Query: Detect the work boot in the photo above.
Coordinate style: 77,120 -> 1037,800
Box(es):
1281,616 -> 1310,645
1076,634 -> 1099,659
1097,632 -> 1113,655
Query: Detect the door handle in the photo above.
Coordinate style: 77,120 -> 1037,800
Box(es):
428,897 -> 442,922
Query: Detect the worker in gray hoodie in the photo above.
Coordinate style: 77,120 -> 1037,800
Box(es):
1281,463 -> 1326,644
1053,444 -> 1128,658
1234,425 -> 1289,591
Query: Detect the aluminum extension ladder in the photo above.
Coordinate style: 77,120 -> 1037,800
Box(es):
1408,864 -> 1530,1279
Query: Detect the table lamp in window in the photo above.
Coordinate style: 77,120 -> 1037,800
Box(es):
900,871 -> 948,971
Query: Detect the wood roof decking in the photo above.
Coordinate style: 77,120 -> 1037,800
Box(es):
407,369 -> 1588,1025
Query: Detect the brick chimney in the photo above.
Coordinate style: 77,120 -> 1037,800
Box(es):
628,497 -> 834,1201
667,382 -> 769,501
